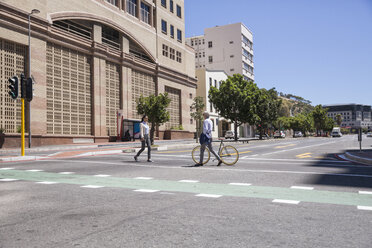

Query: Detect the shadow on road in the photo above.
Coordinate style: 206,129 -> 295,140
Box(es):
305,149 -> 372,189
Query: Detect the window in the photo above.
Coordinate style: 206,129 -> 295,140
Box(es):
242,34 -> 253,49
170,0 -> 174,12
208,56 -> 213,63
212,119 -> 215,131
198,52 -> 201,58
161,0 -> 166,8
210,102 -> 213,113
229,41 -> 234,44
214,79 -> 217,88
209,78 -> 212,86
161,19 -> 167,34
106,0 -> 118,7
169,48 -> 175,60
141,2 -> 150,24
202,39 -> 205,44
203,52 -> 205,57
195,53 -> 197,58
127,0 -> 137,17
243,49 -> 253,62
230,69 -> 234,72
243,62 -> 253,74
162,44 -> 168,57
191,40 -> 194,46
230,55 -> 234,58
170,25 -> 174,38
198,40 -> 201,45
189,93 -> 193,99
177,29 -> 182,42
208,41 -> 212,48
176,51 -> 182,63
176,5 -> 182,18
190,119 -> 193,124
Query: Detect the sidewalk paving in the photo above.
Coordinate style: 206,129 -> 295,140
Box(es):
344,149 -> 372,166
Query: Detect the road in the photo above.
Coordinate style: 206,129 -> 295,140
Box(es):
1,135 -> 372,248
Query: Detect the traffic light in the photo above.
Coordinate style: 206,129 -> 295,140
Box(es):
8,76 -> 19,100
26,77 -> 34,102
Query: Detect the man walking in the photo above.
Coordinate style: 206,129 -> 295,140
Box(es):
195,112 -> 222,166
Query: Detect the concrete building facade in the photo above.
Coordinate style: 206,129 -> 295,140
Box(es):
0,0 -> 197,147
195,68 -> 232,138
324,104 -> 372,129
187,22 -> 255,138
186,22 -> 254,82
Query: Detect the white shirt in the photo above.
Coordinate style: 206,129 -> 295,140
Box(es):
140,122 -> 149,137
202,118 -> 213,139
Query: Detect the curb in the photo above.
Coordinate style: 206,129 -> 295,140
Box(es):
344,152 -> 372,166
0,156 -> 44,162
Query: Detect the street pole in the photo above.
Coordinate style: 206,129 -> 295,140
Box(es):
21,98 -> 25,156
28,13 -> 31,149
27,9 -> 40,148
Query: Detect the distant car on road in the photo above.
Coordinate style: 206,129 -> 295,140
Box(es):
331,127 -> 342,137
367,132 -> 372,137
274,130 -> 285,138
294,131 -> 303,138
225,131 -> 239,139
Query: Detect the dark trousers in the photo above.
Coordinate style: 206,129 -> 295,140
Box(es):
136,134 -> 151,159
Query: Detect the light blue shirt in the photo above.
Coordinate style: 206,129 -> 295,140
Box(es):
203,118 -> 213,139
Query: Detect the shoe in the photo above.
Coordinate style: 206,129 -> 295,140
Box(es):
147,159 -> 153,162
217,160 -> 223,166
194,163 -> 203,167
134,156 -> 138,162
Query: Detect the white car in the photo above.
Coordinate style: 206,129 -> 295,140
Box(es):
367,132 -> 372,137
274,130 -> 286,138
225,131 -> 239,139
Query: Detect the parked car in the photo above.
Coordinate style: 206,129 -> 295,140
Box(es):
367,132 -> 372,137
225,131 -> 239,139
294,131 -> 303,138
274,130 -> 286,138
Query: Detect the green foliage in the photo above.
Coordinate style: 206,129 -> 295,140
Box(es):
311,105 -> 329,135
209,74 -> 260,140
278,94 -> 314,118
136,93 -> 171,144
16,126 -> 21,133
336,114 -> 342,126
255,88 -> 282,139
0,127 -> 4,134
324,117 -> 335,132
288,113 -> 314,137
190,96 -> 205,140
341,128 -> 350,134
170,125 -> 184,130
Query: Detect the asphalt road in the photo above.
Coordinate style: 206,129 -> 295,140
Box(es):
1,135 -> 372,248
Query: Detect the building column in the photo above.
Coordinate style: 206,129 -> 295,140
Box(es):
136,0 -> 140,20
121,35 -> 131,120
92,24 -> 107,137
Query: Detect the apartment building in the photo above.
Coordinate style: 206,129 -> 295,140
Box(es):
195,68 -> 230,138
324,104 -> 372,129
187,22 -> 255,138
186,22 -> 254,82
0,0 -> 197,147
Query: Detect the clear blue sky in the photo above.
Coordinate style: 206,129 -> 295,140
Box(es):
185,0 -> 372,106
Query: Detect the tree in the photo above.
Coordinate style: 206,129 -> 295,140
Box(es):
136,93 -> 171,145
289,113 -> 314,137
209,74 -> 260,141
190,96 -> 205,143
336,114 -> 342,126
255,88 -> 282,139
311,105 -> 329,136
324,117 -> 335,133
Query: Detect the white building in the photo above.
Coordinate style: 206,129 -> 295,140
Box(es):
187,22 -> 255,138
195,69 -> 230,138
186,22 -> 254,82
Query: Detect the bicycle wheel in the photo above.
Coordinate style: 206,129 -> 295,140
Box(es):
192,145 -> 210,165
219,145 -> 239,165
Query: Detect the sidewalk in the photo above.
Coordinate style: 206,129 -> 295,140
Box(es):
344,149 -> 372,166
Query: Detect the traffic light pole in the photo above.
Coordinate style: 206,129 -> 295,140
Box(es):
28,13 -> 32,148
21,98 -> 25,156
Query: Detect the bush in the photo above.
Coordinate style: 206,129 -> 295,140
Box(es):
170,125 -> 184,131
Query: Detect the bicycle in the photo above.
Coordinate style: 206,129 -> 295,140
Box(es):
191,139 -> 239,165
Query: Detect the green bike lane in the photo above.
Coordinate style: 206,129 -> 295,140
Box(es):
1,169 -> 372,209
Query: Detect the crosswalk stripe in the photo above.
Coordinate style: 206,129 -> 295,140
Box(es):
272,199 -> 300,204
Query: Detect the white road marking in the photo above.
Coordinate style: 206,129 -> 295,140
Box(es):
195,194 -> 222,198
81,185 -> 104,189
160,192 -> 175,195
134,189 -> 159,193
134,177 -> 153,180
241,157 -> 348,163
58,172 -> 75,175
178,180 -> 199,183
94,174 -> 111,177
359,191 -> 372,195
0,178 -> 19,182
291,186 -> 314,190
26,169 -> 43,172
0,168 -> 14,170
54,160 -> 372,179
229,183 -> 252,186
259,141 -> 338,156
357,206 -> 372,211
272,199 -> 300,205
36,181 -> 58,185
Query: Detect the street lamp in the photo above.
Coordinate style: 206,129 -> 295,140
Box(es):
28,8 -> 40,148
